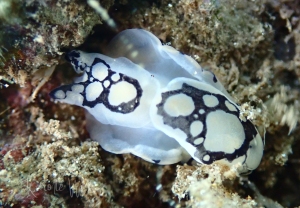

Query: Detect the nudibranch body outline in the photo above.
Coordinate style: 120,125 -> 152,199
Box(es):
50,29 -> 264,174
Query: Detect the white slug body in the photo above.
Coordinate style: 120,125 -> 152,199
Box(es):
50,29 -> 264,173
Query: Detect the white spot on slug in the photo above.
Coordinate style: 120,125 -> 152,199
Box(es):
92,64 -> 108,81
164,93 -> 195,117
111,73 -> 120,82
54,90 -> 65,99
103,80 -> 110,88
225,100 -> 237,112
86,82 -> 103,101
108,81 -> 137,105
193,137 -> 204,145
190,120 -> 203,137
204,110 -> 245,153
203,94 -> 219,108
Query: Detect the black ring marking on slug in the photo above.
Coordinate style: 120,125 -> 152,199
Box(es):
65,50 -> 88,73
82,58 -> 143,114
51,56 -> 143,114
155,83 -> 259,165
